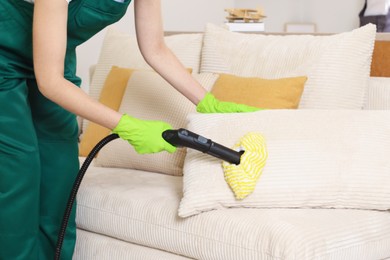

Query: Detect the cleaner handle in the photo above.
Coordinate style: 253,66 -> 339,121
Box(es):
208,141 -> 243,165
162,128 -> 242,165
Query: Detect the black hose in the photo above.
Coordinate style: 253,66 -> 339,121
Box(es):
54,129 -> 243,259
54,133 -> 119,260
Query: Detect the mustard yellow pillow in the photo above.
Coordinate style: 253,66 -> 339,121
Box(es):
79,66 -> 134,156
79,66 -> 194,157
211,74 -> 307,109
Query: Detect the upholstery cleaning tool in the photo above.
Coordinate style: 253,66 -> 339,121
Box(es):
55,129 -> 266,259
163,129 -> 268,200
162,128 -> 244,165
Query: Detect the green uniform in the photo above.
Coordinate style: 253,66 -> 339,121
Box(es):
0,0 -> 131,259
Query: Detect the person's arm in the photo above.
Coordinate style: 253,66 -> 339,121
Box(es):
33,0 -> 175,154
133,0 -> 260,113
33,0 -> 122,130
133,0 -> 207,105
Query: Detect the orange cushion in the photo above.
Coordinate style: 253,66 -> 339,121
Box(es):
211,74 -> 307,109
79,66 -> 134,156
371,41 -> 390,77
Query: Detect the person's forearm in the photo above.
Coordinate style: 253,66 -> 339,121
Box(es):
134,0 -> 206,105
33,0 -> 122,130
38,77 -> 122,130
143,44 -> 207,105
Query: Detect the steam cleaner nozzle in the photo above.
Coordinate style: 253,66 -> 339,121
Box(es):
162,128 -> 243,165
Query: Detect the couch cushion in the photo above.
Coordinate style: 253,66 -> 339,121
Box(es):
79,66 -> 193,157
364,77 -> 390,110
79,66 -> 134,156
201,23 -> 376,109
76,161 -> 390,260
81,27 -> 203,134
93,72 -> 218,176
74,229 -> 191,260
179,110 -> 390,217
371,41 -> 390,77
210,74 -> 307,109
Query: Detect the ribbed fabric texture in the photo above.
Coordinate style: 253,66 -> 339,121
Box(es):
95,73 -> 218,176
200,23 -> 376,110
81,28 -> 204,133
74,229 -> 190,260
76,163 -> 390,260
179,110 -> 390,217
364,77 -> 390,110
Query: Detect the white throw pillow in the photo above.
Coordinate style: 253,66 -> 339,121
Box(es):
82,27 -> 203,133
200,23 -> 376,109
179,110 -> 390,217
364,77 -> 390,110
95,72 -> 218,176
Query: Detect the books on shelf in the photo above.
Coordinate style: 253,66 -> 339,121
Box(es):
224,22 -> 265,32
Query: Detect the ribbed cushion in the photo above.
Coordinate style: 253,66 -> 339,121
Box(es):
76,161 -> 390,260
81,28 -> 203,133
74,229 -> 190,260
364,77 -> 390,110
200,23 -> 376,109
179,110 -> 390,217
94,72 -> 218,176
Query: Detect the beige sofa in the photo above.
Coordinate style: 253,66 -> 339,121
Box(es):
73,24 -> 390,259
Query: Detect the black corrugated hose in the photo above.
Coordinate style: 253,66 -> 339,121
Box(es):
54,133 -> 119,260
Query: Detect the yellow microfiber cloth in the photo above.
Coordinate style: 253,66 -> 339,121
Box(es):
222,132 -> 268,200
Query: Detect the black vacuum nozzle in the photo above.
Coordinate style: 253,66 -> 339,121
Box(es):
162,128 -> 243,165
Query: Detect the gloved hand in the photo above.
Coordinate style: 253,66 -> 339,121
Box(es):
112,114 -> 176,154
196,93 -> 261,113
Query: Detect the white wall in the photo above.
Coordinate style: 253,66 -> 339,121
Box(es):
76,0 -> 233,89
301,0 -> 365,33
233,0 -> 303,33
76,0 -> 366,90
234,0 -> 366,33
161,0 -> 234,31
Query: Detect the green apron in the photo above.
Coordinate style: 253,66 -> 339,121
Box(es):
0,0 -> 131,259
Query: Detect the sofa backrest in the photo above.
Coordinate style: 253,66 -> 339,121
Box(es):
88,31 -> 390,112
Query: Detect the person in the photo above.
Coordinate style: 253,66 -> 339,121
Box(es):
0,0 -> 259,259
359,0 -> 390,32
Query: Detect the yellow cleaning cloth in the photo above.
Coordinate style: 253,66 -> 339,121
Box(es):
223,132 -> 268,200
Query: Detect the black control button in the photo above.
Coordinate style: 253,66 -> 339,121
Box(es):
196,136 -> 208,144
180,129 -> 189,136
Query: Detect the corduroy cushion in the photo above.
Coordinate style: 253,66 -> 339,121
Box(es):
179,110 -> 390,217
81,28 -> 204,135
364,77 -> 390,110
94,72 -> 218,176
211,74 -> 307,109
75,161 -> 390,260
79,66 -> 193,156
200,23 -> 376,109
79,66 -> 133,156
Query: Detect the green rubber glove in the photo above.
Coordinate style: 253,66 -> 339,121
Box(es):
196,93 -> 262,113
112,114 -> 176,154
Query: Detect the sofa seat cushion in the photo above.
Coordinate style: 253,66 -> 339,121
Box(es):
364,77 -> 390,110
76,161 -> 390,260
74,229 -> 191,260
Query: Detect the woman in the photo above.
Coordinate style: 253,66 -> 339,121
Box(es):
0,0 -> 257,259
